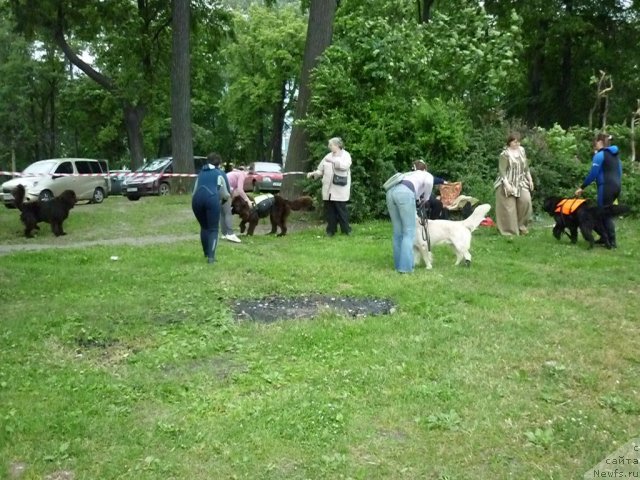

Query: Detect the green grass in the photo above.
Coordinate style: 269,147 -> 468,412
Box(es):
1,195 -> 639,479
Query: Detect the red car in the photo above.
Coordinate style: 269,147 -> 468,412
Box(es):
243,162 -> 283,193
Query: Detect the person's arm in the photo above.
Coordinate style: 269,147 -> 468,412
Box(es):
580,151 -> 604,189
433,176 -> 446,186
521,147 -> 534,191
235,171 -> 251,204
307,157 -> 326,179
498,151 -> 515,195
332,150 -> 352,171
575,151 -> 603,196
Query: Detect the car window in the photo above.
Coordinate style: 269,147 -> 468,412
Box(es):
75,161 -> 92,174
255,163 -> 282,173
23,161 -> 57,175
98,160 -> 108,174
193,157 -> 207,172
55,162 -> 74,175
140,158 -> 171,172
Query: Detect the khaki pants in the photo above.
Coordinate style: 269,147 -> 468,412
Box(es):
495,187 -> 532,236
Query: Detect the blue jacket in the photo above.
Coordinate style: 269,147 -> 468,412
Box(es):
581,146 -> 622,189
193,165 -> 230,197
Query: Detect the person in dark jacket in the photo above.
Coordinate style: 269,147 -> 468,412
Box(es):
192,153 -> 230,263
575,133 -> 623,248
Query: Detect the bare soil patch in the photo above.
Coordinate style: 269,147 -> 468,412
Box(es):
231,294 -> 396,323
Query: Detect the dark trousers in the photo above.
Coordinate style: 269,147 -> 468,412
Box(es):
324,200 -> 351,235
597,184 -> 621,246
192,191 -> 220,260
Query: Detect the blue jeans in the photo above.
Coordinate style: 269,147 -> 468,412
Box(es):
386,184 -> 416,273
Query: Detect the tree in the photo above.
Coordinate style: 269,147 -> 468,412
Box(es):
9,0 -> 176,169
484,0 -> 639,127
220,5 -> 305,165
170,0 -> 194,193
280,0 -> 338,199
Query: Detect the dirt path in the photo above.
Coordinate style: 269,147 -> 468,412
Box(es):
0,234 -> 198,255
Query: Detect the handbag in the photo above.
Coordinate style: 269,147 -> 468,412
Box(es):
332,166 -> 349,186
383,172 -> 405,191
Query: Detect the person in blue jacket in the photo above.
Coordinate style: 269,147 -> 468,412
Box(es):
575,133 -> 623,248
192,153 -> 231,263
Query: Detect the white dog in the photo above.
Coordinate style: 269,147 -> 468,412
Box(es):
413,203 -> 491,269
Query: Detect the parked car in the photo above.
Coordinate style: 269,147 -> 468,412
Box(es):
243,162 -> 283,193
1,158 -> 110,208
108,169 -> 131,195
122,156 -> 207,201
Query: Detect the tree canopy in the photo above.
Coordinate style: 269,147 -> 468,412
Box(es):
0,0 -> 638,213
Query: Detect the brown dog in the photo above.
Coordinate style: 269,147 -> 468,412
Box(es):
13,184 -> 77,238
231,194 -> 314,236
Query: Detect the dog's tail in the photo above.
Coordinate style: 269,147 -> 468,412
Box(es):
286,195 -> 315,211
462,203 -> 491,232
602,204 -> 630,217
13,184 -> 26,210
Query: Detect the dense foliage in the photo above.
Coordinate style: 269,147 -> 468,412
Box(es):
0,0 -> 638,218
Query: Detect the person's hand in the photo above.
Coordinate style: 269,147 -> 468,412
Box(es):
306,172 -> 314,179
575,187 -> 584,197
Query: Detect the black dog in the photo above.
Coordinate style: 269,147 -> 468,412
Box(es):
231,194 -> 314,236
13,184 -> 77,238
543,196 -> 629,248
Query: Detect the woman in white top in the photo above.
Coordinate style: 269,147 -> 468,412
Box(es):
493,133 -> 534,236
307,137 -> 352,236
385,167 -> 434,273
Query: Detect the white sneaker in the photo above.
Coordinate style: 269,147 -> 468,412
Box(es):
225,234 -> 242,243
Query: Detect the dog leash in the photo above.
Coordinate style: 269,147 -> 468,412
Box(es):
418,203 -> 431,252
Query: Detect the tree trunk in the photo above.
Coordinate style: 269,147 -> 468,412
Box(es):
270,79 -> 286,165
558,0 -> 573,127
170,0 -> 194,194
280,0 -> 338,199
527,20 -> 548,124
124,103 -> 146,170
417,0 -> 435,23
54,15 -> 148,168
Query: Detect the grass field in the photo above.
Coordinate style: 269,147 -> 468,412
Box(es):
1,195 -> 639,479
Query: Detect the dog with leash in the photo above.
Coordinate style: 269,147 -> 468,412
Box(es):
413,203 -> 491,269
231,193 -> 314,236
543,196 -> 629,249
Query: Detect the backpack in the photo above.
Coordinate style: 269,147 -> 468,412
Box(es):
383,172 -> 405,191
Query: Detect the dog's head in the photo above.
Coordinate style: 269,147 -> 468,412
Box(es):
543,197 -> 562,215
231,196 -> 253,220
59,190 -> 78,209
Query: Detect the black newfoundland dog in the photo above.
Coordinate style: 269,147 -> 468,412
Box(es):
13,184 -> 77,238
231,194 -> 314,236
543,196 -> 629,248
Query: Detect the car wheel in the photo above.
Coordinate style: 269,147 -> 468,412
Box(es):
159,182 -> 171,196
253,182 -> 260,193
126,195 -> 141,201
39,190 -> 54,202
91,187 -> 105,204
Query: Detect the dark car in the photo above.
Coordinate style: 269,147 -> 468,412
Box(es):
243,162 -> 283,193
122,156 -> 207,200
108,169 -> 131,195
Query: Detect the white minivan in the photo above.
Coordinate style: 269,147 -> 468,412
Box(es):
1,158 -> 110,208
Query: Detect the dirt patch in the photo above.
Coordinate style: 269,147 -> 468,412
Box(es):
44,471 -> 74,480
8,462 -> 27,479
231,295 -> 396,323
